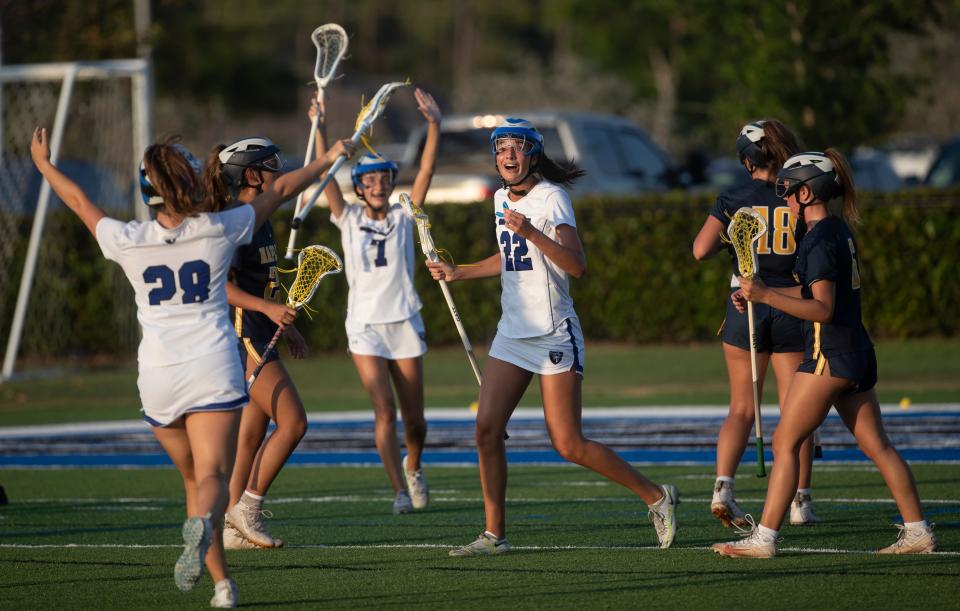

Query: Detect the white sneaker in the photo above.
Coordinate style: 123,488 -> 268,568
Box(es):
711,480 -> 749,528
877,523 -> 937,554
223,523 -> 258,550
210,578 -> 238,608
711,517 -> 778,558
392,490 -> 413,515
648,484 -> 679,549
225,503 -> 283,548
449,532 -> 511,557
789,491 -> 819,526
402,455 -> 430,510
174,515 -> 212,591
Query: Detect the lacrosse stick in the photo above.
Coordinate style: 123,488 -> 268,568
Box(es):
399,193 -> 482,385
727,208 -> 768,477
246,245 -> 343,390
285,24 -> 348,260
286,80 -> 409,257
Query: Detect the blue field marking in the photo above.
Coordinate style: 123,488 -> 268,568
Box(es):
2,405 -> 958,468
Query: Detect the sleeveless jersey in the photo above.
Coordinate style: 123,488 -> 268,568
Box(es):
793,215 -> 873,356
95,205 -> 255,367
230,220 -> 281,339
332,203 -> 422,327
494,181 -> 578,338
710,179 -> 800,288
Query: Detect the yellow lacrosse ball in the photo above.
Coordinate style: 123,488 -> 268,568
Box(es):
899,397 -> 911,409
469,400 -> 479,413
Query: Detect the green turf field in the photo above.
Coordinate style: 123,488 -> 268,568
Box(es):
0,464 -> 957,609
2,338 -> 958,426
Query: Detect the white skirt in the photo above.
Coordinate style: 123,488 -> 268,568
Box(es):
138,346 -> 248,427
489,316 -> 585,376
346,312 -> 427,359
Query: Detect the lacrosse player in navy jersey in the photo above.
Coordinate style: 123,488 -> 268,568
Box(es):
693,120 -> 821,527
312,89 -> 441,514
205,135 -> 355,551
426,118 -> 679,556
712,150 -> 936,558
30,127 -> 351,607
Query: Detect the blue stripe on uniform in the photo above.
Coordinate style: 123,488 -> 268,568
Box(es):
564,319 -> 583,374
143,395 -> 249,428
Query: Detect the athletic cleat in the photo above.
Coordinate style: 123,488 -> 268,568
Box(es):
448,532 -> 511,557
225,503 -> 283,548
392,489 -> 414,515
402,455 -> 430,510
789,491 -> 819,526
210,578 -> 238,608
222,523 -> 258,550
174,515 -> 212,591
711,517 -> 778,558
711,480 -> 749,528
877,523 -> 937,554
648,484 -> 679,549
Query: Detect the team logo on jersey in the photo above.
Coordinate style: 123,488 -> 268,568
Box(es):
549,351 -> 563,364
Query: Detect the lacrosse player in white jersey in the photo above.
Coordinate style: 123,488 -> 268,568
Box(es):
30,128 -> 350,608
311,89 -> 441,514
426,118 -> 679,556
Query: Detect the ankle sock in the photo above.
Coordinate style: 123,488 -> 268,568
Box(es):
240,491 -> 264,511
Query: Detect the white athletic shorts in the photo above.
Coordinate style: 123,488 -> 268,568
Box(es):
346,312 -> 427,359
489,316 -> 585,376
138,346 -> 248,427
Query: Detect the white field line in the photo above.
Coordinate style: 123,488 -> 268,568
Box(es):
2,403 -> 957,438
1,542 -> 957,556
9,495 -> 960,505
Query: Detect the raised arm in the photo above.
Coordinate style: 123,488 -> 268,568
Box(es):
310,95 -> 347,219
410,88 -> 442,206
248,137 -> 354,230
30,127 -> 106,237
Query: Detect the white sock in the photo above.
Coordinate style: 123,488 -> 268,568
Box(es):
716,476 -> 735,486
757,525 -> 779,540
240,490 -> 264,511
483,530 -> 503,542
904,520 -> 928,531
796,488 -> 811,496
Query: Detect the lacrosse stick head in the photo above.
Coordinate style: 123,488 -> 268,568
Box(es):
398,193 -> 437,259
727,208 -> 767,278
287,245 -> 343,308
312,24 -> 348,88
355,81 -> 409,136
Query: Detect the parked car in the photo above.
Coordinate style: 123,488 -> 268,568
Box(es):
393,111 -> 674,204
925,136 -> 960,187
849,147 -> 903,192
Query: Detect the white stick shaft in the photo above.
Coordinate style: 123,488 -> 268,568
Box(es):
747,300 -> 762,437
293,152 -> 348,224
438,278 -> 482,386
286,112 -> 321,259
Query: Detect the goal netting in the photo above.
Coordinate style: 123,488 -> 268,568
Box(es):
1,60 -> 151,380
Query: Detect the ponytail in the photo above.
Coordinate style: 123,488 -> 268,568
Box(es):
537,153 -> 586,188
759,119 -> 802,173
825,148 -> 859,226
204,145 -> 233,212
142,136 -> 207,217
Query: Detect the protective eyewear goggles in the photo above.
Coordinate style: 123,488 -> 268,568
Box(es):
494,136 -> 535,155
360,171 -> 395,187
255,153 -> 284,173
775,177 -> 804,199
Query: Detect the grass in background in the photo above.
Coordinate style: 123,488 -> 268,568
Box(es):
0,464 -> 957,609
1,339 -> 958,426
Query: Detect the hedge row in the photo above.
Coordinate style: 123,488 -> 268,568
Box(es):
3,190 -> 958,360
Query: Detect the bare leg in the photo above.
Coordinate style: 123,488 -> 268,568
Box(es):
716,343 -> 770,477
541,370 -> 662,503
389,357 -> 426,471
353,353 -> 404,492
835,388 -> 924,522
476,357 -> 531,538
770,351 -> 813,489
759,372 -> 842,530
228,403 -> 268,507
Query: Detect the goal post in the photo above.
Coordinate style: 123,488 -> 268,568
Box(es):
0,59 -> 151,381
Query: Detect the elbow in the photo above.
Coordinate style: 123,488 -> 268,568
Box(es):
569,261 -> 587,279
691,242 -> 711,261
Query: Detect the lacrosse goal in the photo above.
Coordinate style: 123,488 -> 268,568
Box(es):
0,60 -> 151,380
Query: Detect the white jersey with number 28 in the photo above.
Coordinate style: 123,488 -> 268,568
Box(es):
494,180 -> 577,338
95,205 -> 255,367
